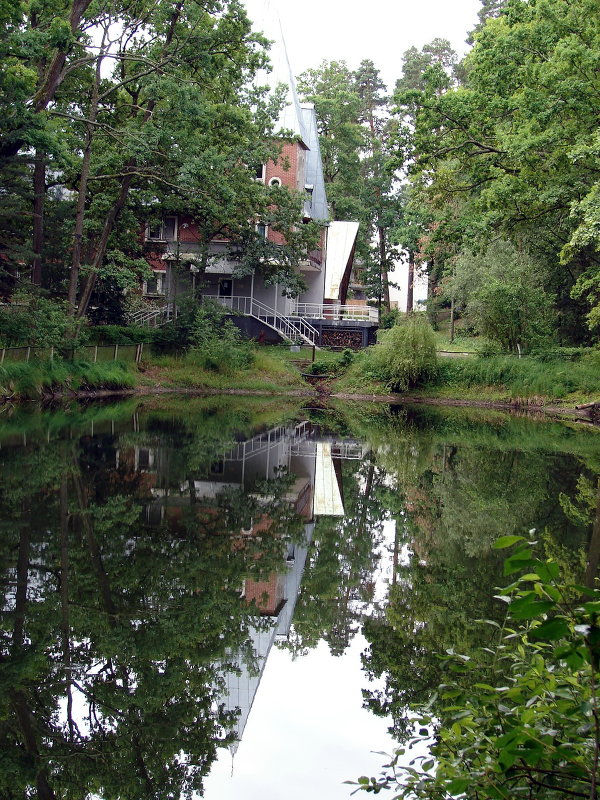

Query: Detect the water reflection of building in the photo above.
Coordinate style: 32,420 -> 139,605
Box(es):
114,419 -> 368,752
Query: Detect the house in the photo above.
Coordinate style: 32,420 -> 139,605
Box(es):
136,44 -> 378,348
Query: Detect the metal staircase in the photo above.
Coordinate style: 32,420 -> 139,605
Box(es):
202,295 -> 319,346
128,303 -> 175,327
128,296 -> 319,347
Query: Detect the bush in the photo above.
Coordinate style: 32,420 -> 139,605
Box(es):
469,279 -> 554,352
87,325 -> 155,345
379,308 -> 401,329
189,302 -> 254,372
364,314 -> 438,392
0,295 -> 86,348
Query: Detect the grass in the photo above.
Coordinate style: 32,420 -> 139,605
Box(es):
331,345 -> 600,405
434,353 -> 600,403
0,359 -> 136,400
138,347 -> 308,392
432,317 -> 481,353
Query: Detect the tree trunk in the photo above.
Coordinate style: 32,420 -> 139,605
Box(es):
32,151 -> 45,286
68,38 -> 104,313
378,224 -> 390,313
406,249 -> 414,314
75,5 -> 183,321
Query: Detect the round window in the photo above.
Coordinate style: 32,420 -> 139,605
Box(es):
269,177 -> 282,187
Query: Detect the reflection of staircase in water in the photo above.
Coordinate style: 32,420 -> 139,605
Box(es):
221,423 -> 367,464
221,421 -> 312,463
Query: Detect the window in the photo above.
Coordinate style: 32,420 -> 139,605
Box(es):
218,279 -> 232,297
145,216 -> 177,242
256,223 -> 267,239
163,216 -> 177,241
269,177 -> 282,187
144,272 -> 164,295
253,164 -> 265,182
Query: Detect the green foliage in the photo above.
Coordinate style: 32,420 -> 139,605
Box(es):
87,325 -> 155,345
0,295 -> 85,347
447,241 -> 555,352
363,315 -> 438,392
189,301 -> 254,372
469,279 -> 554,352
392,0 -> 600,344
438,350 -> 600,399
379,309 -> 401,330
354,540 -> 600,799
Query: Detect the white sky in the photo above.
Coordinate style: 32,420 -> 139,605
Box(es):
243,0 -> 481,93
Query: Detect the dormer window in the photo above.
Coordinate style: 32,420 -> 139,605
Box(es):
145,216 -> 177,242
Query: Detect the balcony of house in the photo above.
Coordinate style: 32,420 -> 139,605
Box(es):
290,302 -> 378,324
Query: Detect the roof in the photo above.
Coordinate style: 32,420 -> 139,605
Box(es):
324,221 -> 360,300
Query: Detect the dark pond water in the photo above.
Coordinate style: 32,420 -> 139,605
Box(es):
0,396 -> 597,799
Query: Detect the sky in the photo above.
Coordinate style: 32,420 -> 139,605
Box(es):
242,0 -> 481,92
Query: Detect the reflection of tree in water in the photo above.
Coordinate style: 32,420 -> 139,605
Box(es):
282,457 -> 386,657
355,406 -> 596,741
0,415 -> 304,799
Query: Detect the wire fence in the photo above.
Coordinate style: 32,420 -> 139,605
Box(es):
0,343 -> 145,365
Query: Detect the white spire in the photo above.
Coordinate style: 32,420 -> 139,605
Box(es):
246,0 -> 309,144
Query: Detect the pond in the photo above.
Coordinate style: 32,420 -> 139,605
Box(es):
0,396 -> 597,799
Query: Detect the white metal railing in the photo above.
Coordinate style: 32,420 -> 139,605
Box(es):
291,302 -> 379,323
203,295 -> 319,346
128,303 -> 175,327
287,439 -> 367,460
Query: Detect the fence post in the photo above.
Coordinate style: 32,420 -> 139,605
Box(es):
94,345 -> 98,363
50,346 -> 54,361
114,343 -> 119,361
26,346 -> 31,363
1,348 -> 5,365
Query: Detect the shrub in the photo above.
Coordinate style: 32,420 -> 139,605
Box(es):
365,314 -> 438,392
87,325 -> 155,345
379,308 -> 401,329
469,279 -> 554,352
0,295 -> 86,348
189,302 -> 254,372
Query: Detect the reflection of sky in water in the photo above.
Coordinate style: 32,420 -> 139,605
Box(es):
204,519 -> 429,800
204,636 -> 401,800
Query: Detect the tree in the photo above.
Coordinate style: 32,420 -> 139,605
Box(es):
392,0 -> 600,343
0,0 -> 316,327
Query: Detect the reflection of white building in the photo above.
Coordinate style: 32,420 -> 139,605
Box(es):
219,524 -> 313,752
117,419 -> 365,754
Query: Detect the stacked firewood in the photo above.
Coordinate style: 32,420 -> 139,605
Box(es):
321,329 -> 362,349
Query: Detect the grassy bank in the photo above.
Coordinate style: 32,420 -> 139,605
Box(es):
0,359 -> 136,401
3,342 -> 600,409
334,351 -> 600,404
136,347 -> 308,393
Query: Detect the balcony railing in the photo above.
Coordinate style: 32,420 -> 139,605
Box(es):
291,303 -> 379,323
